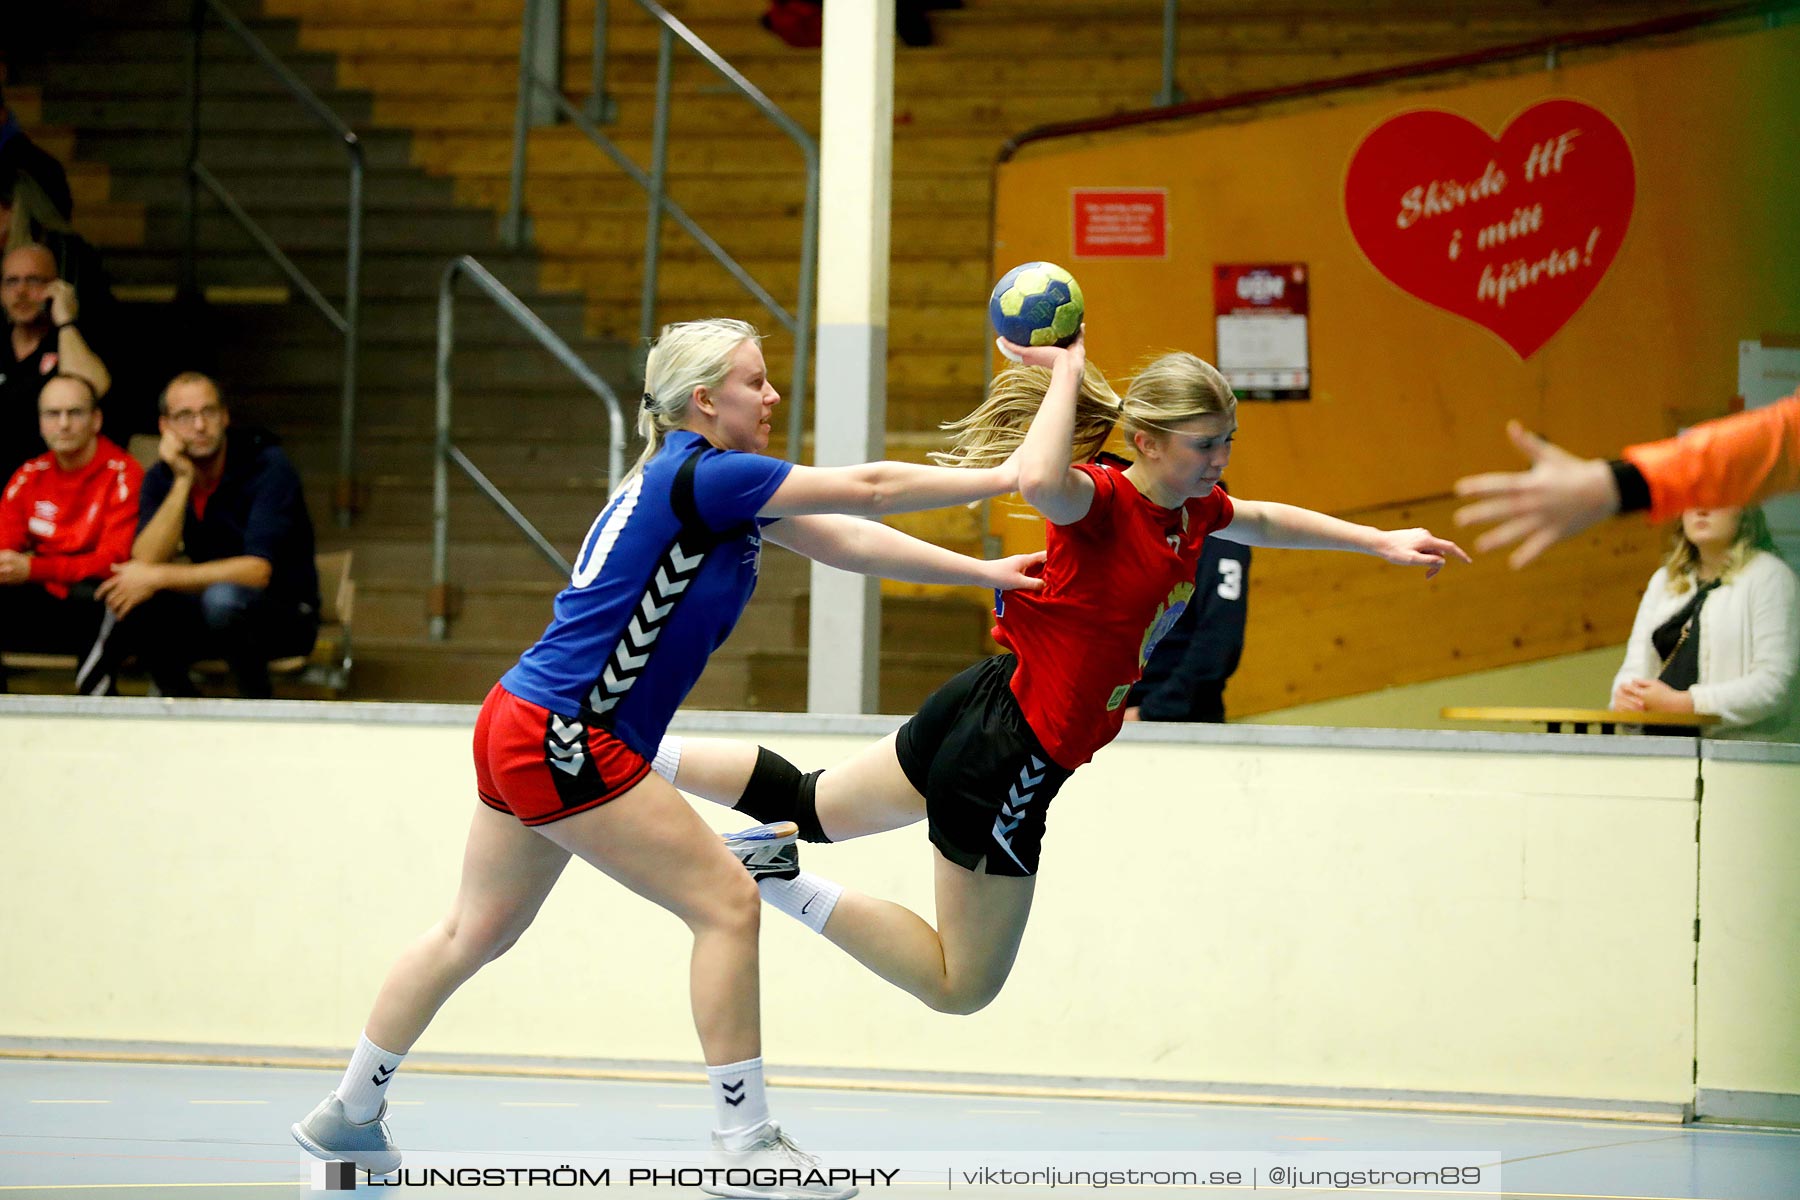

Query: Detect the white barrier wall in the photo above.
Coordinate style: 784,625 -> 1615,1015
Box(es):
1693,758 -> 1800,1123
1249,647 -> 1625,730
4,700 -> 1795,1116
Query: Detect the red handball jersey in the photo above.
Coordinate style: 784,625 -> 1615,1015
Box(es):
993,458 -> 1234,769
0,436 -> 143,598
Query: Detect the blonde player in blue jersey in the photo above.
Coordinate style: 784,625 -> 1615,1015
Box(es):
292,319 -> 1041,1200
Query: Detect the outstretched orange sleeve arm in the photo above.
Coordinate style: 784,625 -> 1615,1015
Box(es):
1622,394 -> 1800,522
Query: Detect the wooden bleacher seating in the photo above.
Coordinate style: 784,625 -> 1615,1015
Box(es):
14,0 -> 1707,712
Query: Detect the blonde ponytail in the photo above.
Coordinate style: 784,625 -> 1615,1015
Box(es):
933,349 -> 1238,469
617,318 -> 761,494
933,360 -> 1125,468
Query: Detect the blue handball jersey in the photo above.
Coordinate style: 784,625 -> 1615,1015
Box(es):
500,431 -> 792,758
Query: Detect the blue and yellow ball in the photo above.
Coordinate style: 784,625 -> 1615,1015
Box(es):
988,261 -> 1084,348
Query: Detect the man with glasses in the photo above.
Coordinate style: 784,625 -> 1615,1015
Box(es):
2,242 -> 110,481
0,374 -> 141,694
92,372 -> 319,699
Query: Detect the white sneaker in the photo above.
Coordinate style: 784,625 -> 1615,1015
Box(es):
290,1092 -> 401,1174
703,1119 -> 858,1199
723,821 -> 801,882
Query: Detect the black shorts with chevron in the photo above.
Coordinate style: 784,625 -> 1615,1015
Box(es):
896,654 -> 1073,878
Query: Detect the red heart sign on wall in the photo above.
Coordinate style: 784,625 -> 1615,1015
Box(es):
1344,100 -> 1635,359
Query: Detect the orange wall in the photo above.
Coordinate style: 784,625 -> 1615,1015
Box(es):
991,23 -> 1800,714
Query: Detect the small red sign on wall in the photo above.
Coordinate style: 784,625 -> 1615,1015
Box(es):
1072,189 -> 1167,258
1343,99 -> 1635,359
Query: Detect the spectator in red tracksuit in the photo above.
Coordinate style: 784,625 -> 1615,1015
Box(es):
0,374 -> 141,693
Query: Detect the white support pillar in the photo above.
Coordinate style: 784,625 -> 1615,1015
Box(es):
807,0 -> 894,714
524,0 -> 563,125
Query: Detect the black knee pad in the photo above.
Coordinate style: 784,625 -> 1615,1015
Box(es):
733,747 -> 832,843
735,747 -> 801,824
794,769 -> 829,844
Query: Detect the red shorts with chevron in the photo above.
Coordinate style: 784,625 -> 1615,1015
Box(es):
473,683 -> 653,826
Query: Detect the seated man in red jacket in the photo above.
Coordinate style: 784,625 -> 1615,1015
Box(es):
0,374 -> 142,693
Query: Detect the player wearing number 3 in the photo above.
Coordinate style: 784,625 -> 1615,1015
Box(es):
663,329 -> 1470,1018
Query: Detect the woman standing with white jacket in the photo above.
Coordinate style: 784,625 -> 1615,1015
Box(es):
1611,505 -> 1800,739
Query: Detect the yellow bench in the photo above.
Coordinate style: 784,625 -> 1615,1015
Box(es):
1440,706 -> 1721,735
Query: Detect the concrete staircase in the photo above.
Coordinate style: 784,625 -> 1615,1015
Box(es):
9,4 -> 631,703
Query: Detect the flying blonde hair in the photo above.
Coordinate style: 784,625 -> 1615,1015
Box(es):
933,350 -> 1236,468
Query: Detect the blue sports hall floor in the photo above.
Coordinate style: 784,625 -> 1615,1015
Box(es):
1,1057 -> 1795,1199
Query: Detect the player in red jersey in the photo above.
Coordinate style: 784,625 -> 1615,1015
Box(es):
657,330 -> 1469,1015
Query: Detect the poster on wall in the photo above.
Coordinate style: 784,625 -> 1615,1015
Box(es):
1072,189 -> 1167,258
1343,99 -> 1636,359
1213,263 -> 1310,400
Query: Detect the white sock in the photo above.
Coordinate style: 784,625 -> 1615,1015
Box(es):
336,1033 -> 406,1123
652,735 -> 682,783
706,1056 -> 769,1138
758,871 -> 842,934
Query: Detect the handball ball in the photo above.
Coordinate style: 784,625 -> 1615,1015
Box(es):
989,261 -> 1084,348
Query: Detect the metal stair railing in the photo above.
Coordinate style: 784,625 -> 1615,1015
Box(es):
503,0 -> 819,463
182,0 -> 363,527
430,255 -> 628,641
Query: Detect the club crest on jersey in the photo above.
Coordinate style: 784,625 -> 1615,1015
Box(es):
29,499 -> 57,539
1138,580 -> 1196,667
